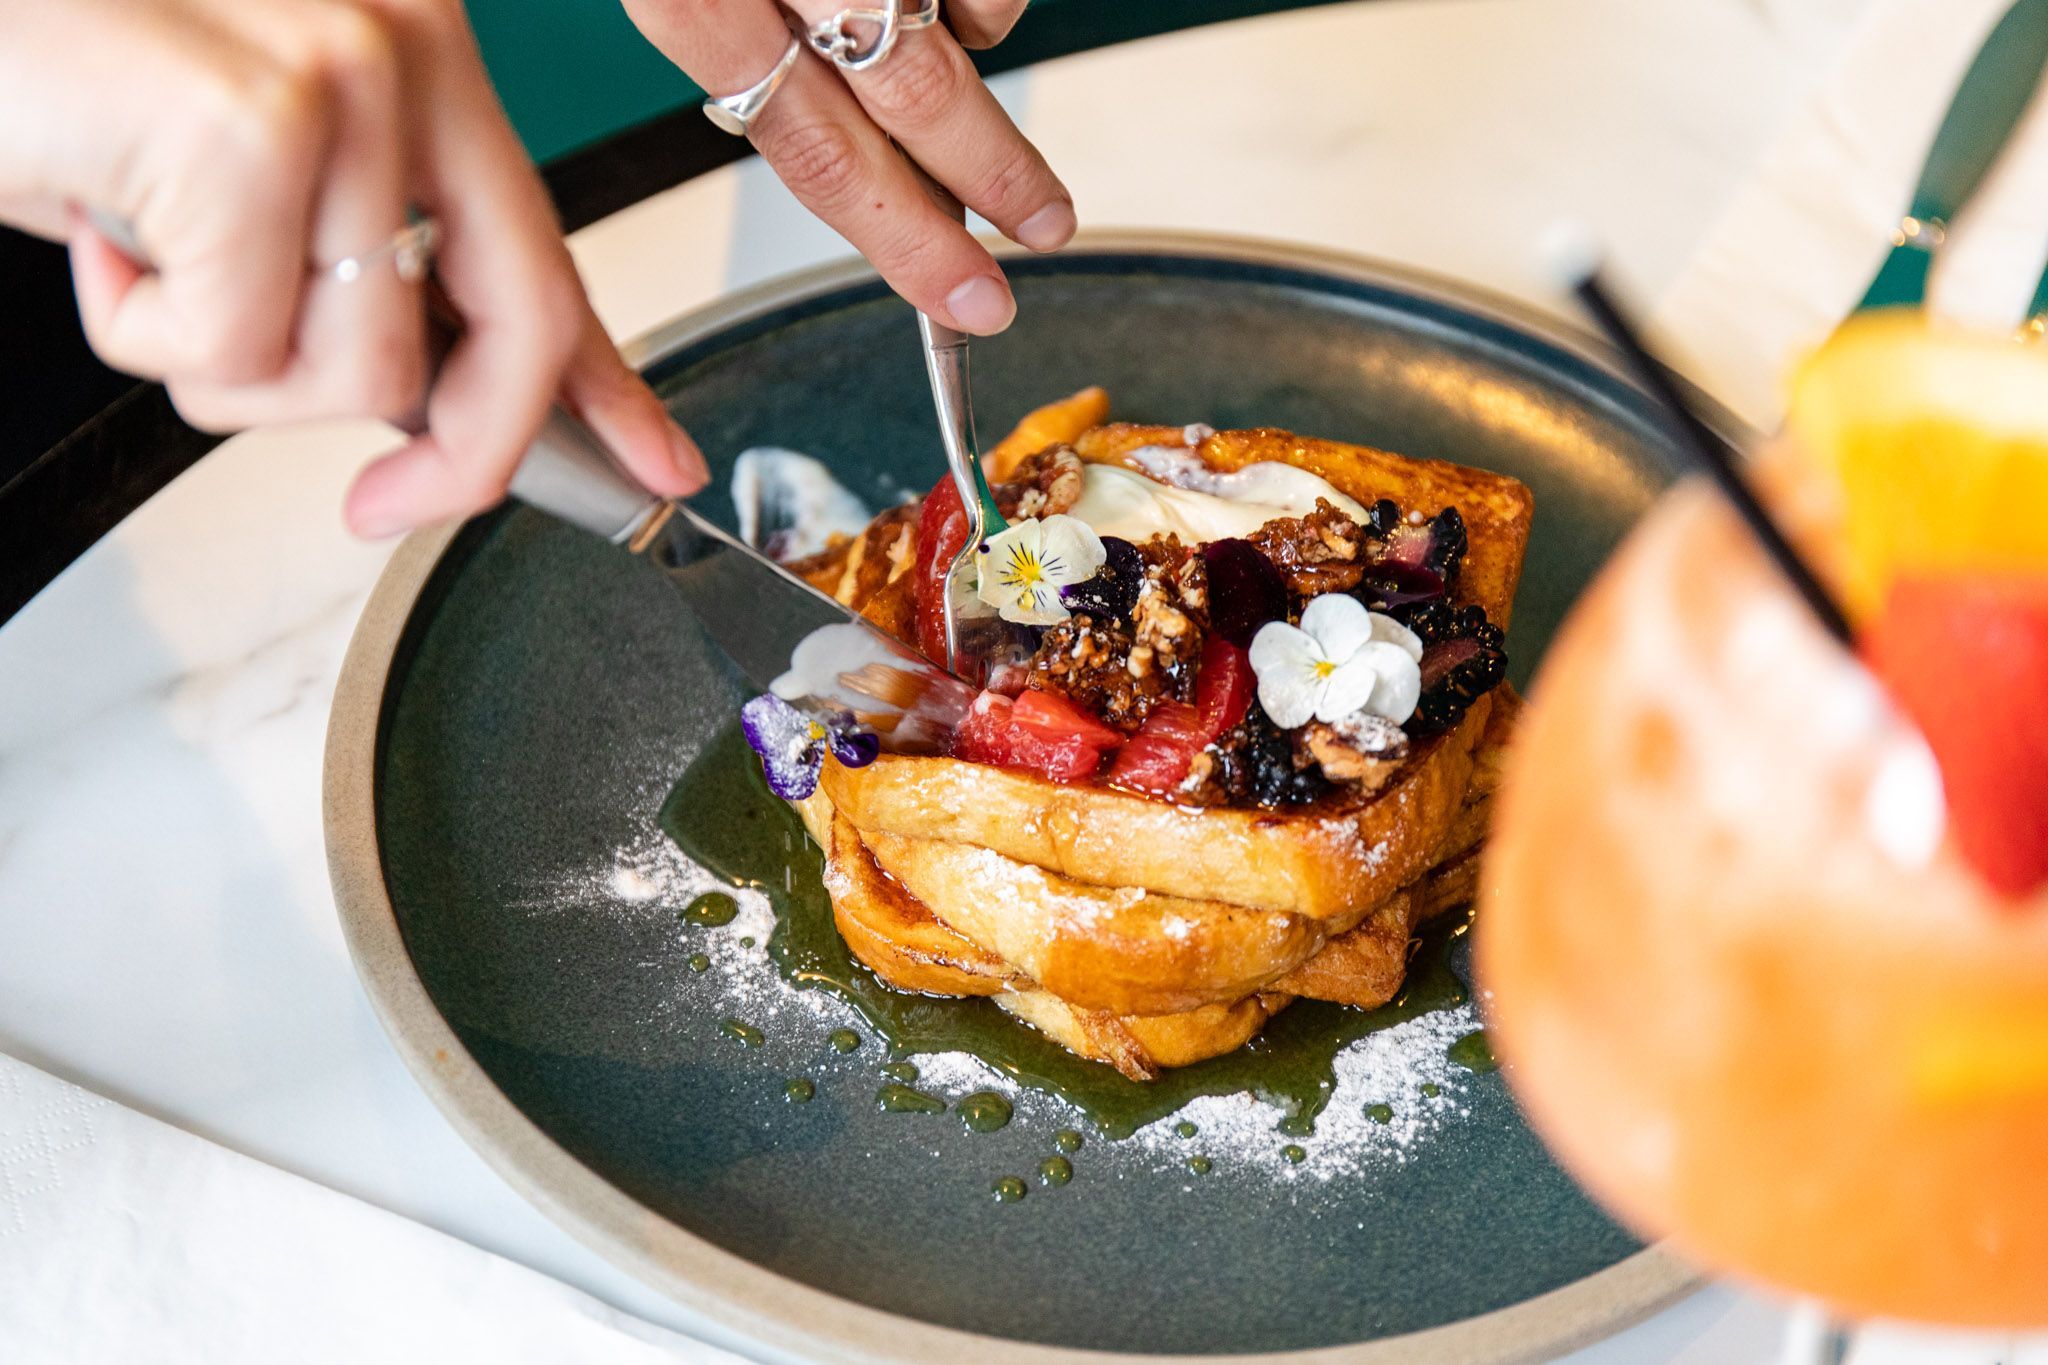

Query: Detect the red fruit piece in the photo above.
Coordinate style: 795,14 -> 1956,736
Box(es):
1863,575 -> 2048,901
1107,640 -> 1253,796
951,690 -> 1115,784
1106,702 -> 1206,795
1014,689 -> 1125,749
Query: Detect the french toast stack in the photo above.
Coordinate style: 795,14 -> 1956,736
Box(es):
785,402 -> 1533,1079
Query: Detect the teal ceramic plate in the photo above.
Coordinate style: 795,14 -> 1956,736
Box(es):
327,235 -> 1699,1362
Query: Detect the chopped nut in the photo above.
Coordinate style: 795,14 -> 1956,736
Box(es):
1127,644 -> 1155,678
1300,713 -> 1410,789
1247,499 -> 1369,596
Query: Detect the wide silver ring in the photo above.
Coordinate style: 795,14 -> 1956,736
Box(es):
703,35 -> 804,137
801,0 -> 940,74
330,218 -> 440,285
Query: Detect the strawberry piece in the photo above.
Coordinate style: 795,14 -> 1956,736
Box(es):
1863,575 -> 2048,901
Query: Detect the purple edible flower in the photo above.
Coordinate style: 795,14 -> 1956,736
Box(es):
740,694 -> 878,800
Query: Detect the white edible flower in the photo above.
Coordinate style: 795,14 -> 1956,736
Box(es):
974,514 -> 1107,626
1248,594 -> 1425,729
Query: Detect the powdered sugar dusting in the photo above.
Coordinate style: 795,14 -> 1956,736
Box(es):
536,831 -> 1485,1184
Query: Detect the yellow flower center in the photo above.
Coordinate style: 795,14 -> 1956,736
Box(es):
1002,548 -> 1046,588
806,721 -> 827,742
1313,659 -> 1337,679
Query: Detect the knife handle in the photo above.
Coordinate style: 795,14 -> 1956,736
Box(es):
1855,0 -> 2048,313
506,407 -> 673,548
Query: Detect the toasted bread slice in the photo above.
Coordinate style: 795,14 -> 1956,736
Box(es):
796,791 -> 1285,1077
795,792 -> 1020,997
861,824 -> 1321,1015
802,786 -> 1481,1077
995,989 -> 1290,1081
847,697 -> 1515,1015
823,694 -> 1490,920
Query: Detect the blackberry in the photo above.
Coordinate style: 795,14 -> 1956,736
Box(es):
1421,507 -> 1468,583
1059,536 -> 1144,622
1206,704 -> 1329,808
1364,498 -> 1403,538
1392,598 -> 1508,736
1394,599 -> 1495,645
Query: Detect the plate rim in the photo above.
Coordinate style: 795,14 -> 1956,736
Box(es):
325,231 -> 1699,1363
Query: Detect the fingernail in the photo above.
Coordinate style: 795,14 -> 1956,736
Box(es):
668,421 -> 709,490
1016,200 -> 1076,253
944,275 -> 1016,335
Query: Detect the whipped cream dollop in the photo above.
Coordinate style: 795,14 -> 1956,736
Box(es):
1068,444 -> 1372,545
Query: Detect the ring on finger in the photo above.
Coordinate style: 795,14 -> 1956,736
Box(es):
330,218 -> 441,285
799,0 -> 939,74
702,34 -> 805,137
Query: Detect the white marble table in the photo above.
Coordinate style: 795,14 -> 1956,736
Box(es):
5,0 -> 2040,1357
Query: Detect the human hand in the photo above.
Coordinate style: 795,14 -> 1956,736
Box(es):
0,0 -> 707,538
622,0 -> 1071,336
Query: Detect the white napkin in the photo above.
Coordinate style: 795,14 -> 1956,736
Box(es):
0,1054 -> 743,1365
1653,0 -> 2048,429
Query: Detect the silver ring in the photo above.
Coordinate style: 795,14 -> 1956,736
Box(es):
330,218 -> 440,285
1890,213 -> 1949,252
703,35 -> 804,137
801,0 -> 940,74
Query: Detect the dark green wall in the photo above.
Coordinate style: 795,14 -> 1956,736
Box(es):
467,1 -> 704,163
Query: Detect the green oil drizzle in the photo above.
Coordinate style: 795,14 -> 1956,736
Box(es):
1421,1082 -> 1442,1099
1365,1103 -> 1395,1125
720,1018 -> 764,1047
1039,1155 -> 1074,1187
740,936 -> 756,948
1448,1029 -> 1498,1074
686,953 -> 711,973
956,1091 -> 1014,1133
662,723 -> 1474,1140
1173,1120 -> 1198,1139
1281,1144 -> 1307,1165
784,1078 -> 816,1104
991,1176 -> 1028,1203
828,1028 -> 862,1054
1187,1155 -> 1213,1176
876,1083 -> 945,1114
1054,1129 -> 1084,1154
880,1061 -> 920,1083
683,892 -> 738,927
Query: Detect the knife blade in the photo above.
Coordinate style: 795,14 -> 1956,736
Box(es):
505,413 -> 972,750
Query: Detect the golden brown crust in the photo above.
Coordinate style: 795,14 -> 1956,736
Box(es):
821,696 -> 1489,920
861,825 -> 1323,1015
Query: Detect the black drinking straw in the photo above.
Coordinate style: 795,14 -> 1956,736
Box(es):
1564,263 -> 1857,648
